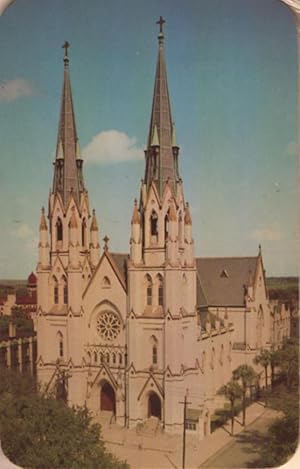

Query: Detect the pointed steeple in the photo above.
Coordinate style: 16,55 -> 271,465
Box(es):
144,17 -> 180,198
39,207 -> 48,231
52,41 -> 85,207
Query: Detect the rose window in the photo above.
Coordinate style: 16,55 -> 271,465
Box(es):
96,311 -> 121,341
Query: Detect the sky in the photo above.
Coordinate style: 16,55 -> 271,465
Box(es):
0,0 -> 298,278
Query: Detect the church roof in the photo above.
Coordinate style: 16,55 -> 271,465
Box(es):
110,253 -> 129,287
196,256 -> 258,307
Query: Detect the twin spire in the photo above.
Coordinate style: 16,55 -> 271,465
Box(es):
52,20 -> 179,204
52,41 -> 85,207
145,16 -> 180,198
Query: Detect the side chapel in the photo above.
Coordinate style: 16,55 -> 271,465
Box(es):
36,20 -> 273,439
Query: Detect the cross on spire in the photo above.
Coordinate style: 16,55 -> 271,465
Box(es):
156,16 -> 165,34
62,41 -> 70,57
103,235 -> 110,251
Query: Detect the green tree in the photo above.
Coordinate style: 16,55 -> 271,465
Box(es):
253,349 -> 270,404
269,348 -> 280,390
0,370 -> 129,469
232,364 -> 256,426
219,380 -> 242,436
276,337 -> 299,391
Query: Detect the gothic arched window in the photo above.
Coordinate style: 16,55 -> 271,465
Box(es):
152,344 -> 158,365
57,331 -> 63,358
82,218 -> 87,247
146,275 -> 153,306
62,277 -> 68,305
157,274 -> 163,307
164,212 -> 169,246
56,218 -> 63,242
150,211 -> 158,237
53,278 -> 59,305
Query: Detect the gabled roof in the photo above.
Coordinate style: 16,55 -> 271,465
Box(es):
110,252 -> 129,288
197,256 -> 258,307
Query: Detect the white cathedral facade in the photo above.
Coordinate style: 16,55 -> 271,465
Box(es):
36,23 -> 273,439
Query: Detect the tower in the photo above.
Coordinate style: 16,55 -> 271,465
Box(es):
127,18 -> 203,433
36,42 -> 100,403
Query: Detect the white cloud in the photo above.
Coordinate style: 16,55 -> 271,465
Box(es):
0,78 -> 35,102
83,129 -> 144,164
11,223 -> 35,239
251,225 -> 283,242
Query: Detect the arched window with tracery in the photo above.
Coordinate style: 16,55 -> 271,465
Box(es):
152,344 -> 158,365
57,331 -> 64,358
157,274 -> 164,307
56,218 -> 63,242
146,274 -> 153,306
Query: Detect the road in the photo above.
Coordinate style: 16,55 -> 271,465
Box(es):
201,408 -> 278,468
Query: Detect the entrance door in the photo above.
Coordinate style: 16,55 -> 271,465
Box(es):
100,381 -> 116,413
148,392 -> 161,419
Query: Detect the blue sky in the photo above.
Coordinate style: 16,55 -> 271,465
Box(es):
0,0 -> 298,278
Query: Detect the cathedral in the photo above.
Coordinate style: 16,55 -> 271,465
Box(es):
36,20 -> 272,439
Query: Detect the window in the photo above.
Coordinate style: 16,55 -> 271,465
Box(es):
56,218 -> 63,242
157,275 -> 163,306
146,275 -> 152,306
57,332 -> 63,358
94,352 -> 98,363
54,278 -> 59,304
185,422 -> 197,431
164,213 -> 169,244
82,218 -> 87,247
152,345 -> 158,365
112,353 -> 116,365
150,211 -> 158,236
119,353 -> 123,365
63,278 -> 68,304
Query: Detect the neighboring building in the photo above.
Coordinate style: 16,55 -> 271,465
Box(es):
270,300 -> 291,347
36,23 -> 278,439
0,273 -> 37,318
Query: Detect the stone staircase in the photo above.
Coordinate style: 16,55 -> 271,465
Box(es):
136,416 -> 162,436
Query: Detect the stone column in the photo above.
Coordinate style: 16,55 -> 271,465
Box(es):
18,338 -> 23,372
6,341 -> 11,368
28,336 -> 33,374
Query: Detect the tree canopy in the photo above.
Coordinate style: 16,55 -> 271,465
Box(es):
0,369 -> 129,469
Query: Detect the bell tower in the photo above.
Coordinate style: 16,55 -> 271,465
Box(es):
36,43 -> 100,402
127,19 -> 202,433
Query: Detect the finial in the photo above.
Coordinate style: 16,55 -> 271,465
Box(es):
258,244 -> 262,256
103,235 -> 109,251
151,124 -> 159,147
156,16 -> 165,43
62,41 -> 70,64
91,209 -> 98,231
131,199 -> 140,224
40,206 -> 48,230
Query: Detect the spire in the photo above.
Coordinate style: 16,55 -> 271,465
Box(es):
90,209 -> 98,231
144,17 -> 179,198
52,42 -> 84,207
39,207 -> 48,230
184,202 -> 192,225
131,199 -> 140,224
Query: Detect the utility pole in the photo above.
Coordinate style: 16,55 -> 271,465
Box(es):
179,390 -> 191,469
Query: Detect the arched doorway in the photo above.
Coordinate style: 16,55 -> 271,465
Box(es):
148,392 -> 161,419
100,381 -> 116,413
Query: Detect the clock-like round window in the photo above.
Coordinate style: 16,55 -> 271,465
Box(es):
96,311 -> 121,341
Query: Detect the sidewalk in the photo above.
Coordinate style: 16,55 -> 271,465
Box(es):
101,401 -> 279,468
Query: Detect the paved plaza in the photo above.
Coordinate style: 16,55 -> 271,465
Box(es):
98,402 -> 280,468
